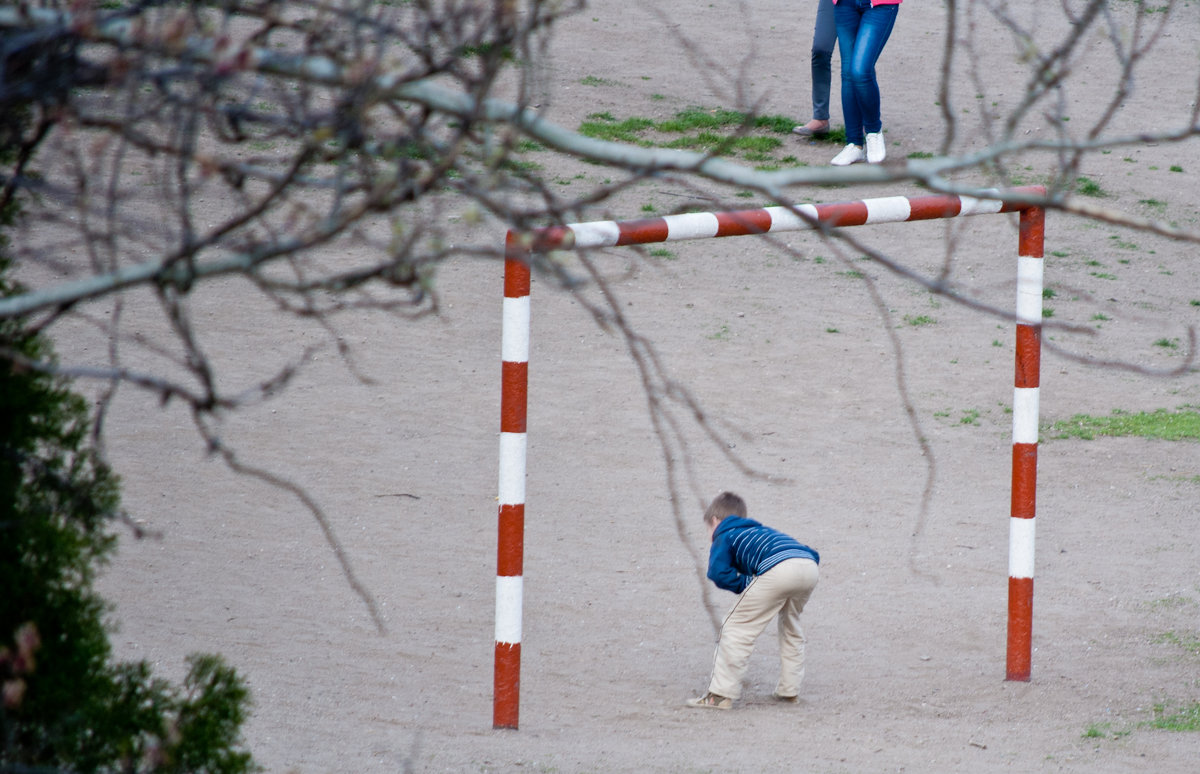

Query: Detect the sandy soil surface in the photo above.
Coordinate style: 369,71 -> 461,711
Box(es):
57,1 -> 1200,772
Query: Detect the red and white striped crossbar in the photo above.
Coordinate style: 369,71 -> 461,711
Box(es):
495,187 -> 1046,728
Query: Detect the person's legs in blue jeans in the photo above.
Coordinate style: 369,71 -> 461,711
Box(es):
846,3 -> 897,136
810,0 -> 837,122
833,0 -> 865,146
835,0 -> 898,147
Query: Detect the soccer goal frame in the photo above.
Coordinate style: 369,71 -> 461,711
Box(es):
493,186 -> 1046,729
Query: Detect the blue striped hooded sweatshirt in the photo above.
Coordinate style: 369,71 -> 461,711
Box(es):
707,516 -> 820,594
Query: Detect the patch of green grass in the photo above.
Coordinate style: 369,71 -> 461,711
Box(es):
579,74 -> 619,87
903,314 -> 936,327
578,103 -> 844,166
752,114 -> 800,134
1163,460 -> 1200,481
648,247 -> 675,260
1083,720 -> 1133,741
379,140 -> 429,160
708,323 -> 732,341
1153,631 -> 1200,655
934,408 -> 984,426
458,42 -> 515,61
662,130 -> 723,151
907,151 -> 934,159
822,126 -> 848,145
654,107 -> 795,134
1148,594 -> 1196,610
1075,176 -> 1107,197
1170,164 -> 1184,172
655,107 -> 744,132
663,131 -> 782,157
1043,288 -> 1057,299
503,158 -> 541,173
578,106 -> 800,161
1154,337 -> 1180,350
578,115 -> 655,143
1147,702 -> 1200,732
1048,406 -> 1200,441
736,136 -> 785,153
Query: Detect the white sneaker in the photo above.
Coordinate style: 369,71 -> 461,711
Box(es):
831,144 -> 865,166
865,132 -> 886,163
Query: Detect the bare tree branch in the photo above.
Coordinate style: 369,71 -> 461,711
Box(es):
2,0 -> 1196,633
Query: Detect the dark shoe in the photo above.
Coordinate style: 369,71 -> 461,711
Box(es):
772,692 -> 798,703
792,120 -> 830,137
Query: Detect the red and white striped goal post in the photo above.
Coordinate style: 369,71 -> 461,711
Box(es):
495,186 -> 1046,729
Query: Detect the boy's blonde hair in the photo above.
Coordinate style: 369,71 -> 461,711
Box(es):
704,491 -> 747,526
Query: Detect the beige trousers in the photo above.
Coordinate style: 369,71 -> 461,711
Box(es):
707,557 -> 819,701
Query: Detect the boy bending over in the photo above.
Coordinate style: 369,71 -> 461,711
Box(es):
688,491 -> 820,710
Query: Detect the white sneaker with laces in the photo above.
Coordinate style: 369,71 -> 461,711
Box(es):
865,132 -> 886,163
831,144 -> 865,166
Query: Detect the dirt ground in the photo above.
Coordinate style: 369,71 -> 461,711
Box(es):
68,1 -> 1200,772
